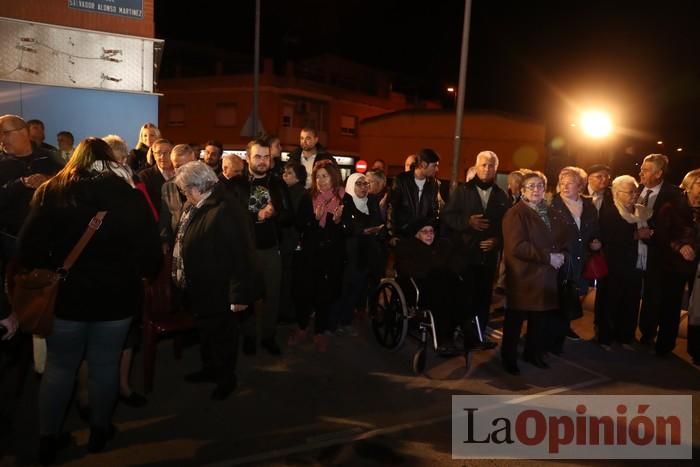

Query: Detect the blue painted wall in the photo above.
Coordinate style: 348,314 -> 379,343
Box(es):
0,81 -> 158,149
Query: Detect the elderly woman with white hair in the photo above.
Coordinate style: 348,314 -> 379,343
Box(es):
681,169 -> 700,364
549,166 -> 600,350
597,175 -> 651,349
173,161 -> 255,400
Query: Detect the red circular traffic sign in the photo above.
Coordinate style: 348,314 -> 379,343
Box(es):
355,159 -> 368,173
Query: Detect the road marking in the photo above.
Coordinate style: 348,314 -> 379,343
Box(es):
202,375 -> 610,467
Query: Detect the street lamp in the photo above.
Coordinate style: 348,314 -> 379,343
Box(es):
446,86 -> 457,107
580,110 -> 613,139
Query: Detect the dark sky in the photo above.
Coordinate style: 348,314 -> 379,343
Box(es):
155,0 -> 700,152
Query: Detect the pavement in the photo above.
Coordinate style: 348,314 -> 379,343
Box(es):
2,291 -> 700,466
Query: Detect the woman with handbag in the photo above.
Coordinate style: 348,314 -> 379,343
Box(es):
17,138 -> 162,464
501,170 -> 569,375
549,166 -> 600,352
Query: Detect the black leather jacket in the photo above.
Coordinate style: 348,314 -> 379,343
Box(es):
389,171 -> 440,237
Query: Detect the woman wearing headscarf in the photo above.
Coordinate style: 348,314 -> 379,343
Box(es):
288,160 -> 346,352
332,173 -> 385,335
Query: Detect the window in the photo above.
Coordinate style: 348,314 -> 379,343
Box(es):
167,104 -> 185,127
282,105 -> 294,128
340,115 -> 358,136
215,103 -> 237,127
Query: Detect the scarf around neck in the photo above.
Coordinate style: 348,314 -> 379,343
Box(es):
345,173 -> 369,215
313,187 -> 345,228
91,160 -> 135,188
614,200 -> 651,226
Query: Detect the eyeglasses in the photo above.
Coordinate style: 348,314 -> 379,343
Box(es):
1,127 -> 24,137
523,183 -> 545,191
153,150 -> 170,156
355,181 -> 370,187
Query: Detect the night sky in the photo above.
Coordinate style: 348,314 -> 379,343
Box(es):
155,0 -> 700,154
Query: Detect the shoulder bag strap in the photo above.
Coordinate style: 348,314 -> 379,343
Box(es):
62,211 -> 107,271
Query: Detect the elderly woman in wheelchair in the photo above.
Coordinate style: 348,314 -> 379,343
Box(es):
371,218 -> 485,373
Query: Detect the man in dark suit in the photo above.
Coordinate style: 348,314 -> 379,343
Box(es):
137,138 -> 174,214
442,151 -> 509,351
585,164 -> 614,213
389,148 -> 441,239
637,154 -> 685,352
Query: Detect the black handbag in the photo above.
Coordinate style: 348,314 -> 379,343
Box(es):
558,259 -> 583,321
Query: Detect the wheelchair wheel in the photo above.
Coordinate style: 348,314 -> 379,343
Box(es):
370,279 -> 409,351
411,347 -> 427,374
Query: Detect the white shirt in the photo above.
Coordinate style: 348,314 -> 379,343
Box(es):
476,186 -> 492,211
301,153 -> 316,188
641,182 -> 662,211
414,177 -> 426,201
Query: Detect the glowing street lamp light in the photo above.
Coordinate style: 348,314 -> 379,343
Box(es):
677,147 -> 683,152
657,140 -> 664,145
580,110 -> 613,139
446,86 -> 457,107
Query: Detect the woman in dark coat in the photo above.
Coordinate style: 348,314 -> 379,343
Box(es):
173,161 -> 255,400
18,138 -> 162,462
501,170 -> 569,375
126,122 -> 160,172
598,175 -> 650,348
334,173 -> 385,335
288,160 -> 346,352
395,218 -> 464,355
549,166 -> 600,350
681,169 -> 700,364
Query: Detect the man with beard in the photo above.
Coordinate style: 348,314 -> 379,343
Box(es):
287,127 -> 334,188
442,151 -> 509,352
241,138 -> 292,356
202,140 -> 223,175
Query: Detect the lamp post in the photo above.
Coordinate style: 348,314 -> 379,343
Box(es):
446,86 -> 457,108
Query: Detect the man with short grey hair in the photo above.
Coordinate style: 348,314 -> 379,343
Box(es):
442,150 -> 509,353
637,153 -> 686,354
160,144 -> 196,247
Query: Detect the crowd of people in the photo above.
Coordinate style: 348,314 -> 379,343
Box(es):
1,114 -> 699,464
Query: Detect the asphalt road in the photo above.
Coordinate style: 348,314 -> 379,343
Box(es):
2,294 -> 699,466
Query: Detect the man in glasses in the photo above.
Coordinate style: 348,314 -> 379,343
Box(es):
0,114 -> 63,422
137,138 -> 174,214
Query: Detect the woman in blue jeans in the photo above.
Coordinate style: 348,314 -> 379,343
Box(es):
18,138 -> 162,464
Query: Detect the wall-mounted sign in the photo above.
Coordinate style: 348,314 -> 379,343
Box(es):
68,0 -> 144,20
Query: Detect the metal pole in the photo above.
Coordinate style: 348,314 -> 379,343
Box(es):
450,0 -> 472,193
253,0 -> 261,137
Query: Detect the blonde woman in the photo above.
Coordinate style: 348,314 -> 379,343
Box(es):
127,122 -> 160,172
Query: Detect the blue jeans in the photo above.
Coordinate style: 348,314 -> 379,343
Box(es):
40,317 -> 132,435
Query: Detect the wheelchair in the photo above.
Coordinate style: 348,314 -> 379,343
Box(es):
369,275 -> 487,374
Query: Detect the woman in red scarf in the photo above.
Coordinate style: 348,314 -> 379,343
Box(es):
289,160 -> 346,352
